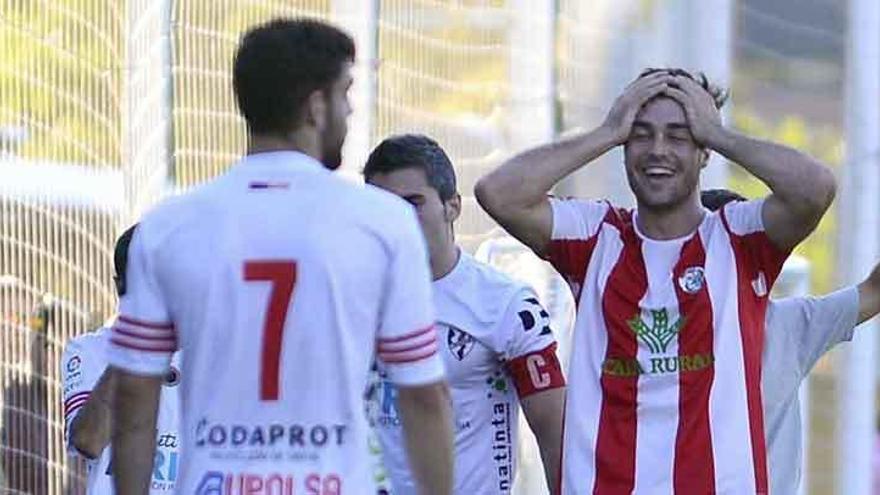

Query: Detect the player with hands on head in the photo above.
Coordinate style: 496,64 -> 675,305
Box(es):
475,68 -> 836,494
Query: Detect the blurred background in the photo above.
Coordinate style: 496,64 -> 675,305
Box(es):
0,0 -> 877,493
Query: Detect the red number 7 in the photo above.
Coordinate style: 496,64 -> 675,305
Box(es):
243,260 -> 297,401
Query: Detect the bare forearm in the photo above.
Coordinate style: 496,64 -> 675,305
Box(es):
477,126 -> 617,211
858,264 -> 880,324
711,128 -> 836,213
111,369 -> 161,495
397,383 -> 454,495
521,389 -> 564,493
70,369 -> 116,459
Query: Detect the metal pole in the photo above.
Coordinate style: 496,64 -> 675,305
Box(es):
123,0 -> 174,220
508,3 -> 556,493
837,0 -> 880,493
689,0 -> 732,189
508,0 -> 557,150
332,0 -> 378,179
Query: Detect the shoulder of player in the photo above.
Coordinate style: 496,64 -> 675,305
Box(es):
715,198 -> 766,235
440,254 -> 532,326
463,255 -> 529,296
357,182 -> 415,212
351,184 -> 422,233
62,329 -> 109,373
131,189 -> 214,250
65,328 -> 110,353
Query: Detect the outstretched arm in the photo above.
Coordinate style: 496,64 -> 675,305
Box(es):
663,77 -> 836,252
476,72 -> 673,256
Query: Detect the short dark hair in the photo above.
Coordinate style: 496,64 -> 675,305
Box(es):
363,134 -> 458,201
233,18 -> 355,135
637,67 -> 730,110
700,189 -> 746,211
113,224 -> 138,296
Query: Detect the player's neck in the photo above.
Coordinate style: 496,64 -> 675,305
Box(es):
432,245 -> 460,281
247,133 -> 321,162
636,198 -> 705,241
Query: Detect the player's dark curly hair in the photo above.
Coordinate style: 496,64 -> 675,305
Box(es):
700,188 -> 746,212
638,67 -> 730,110
363,134 -> 458,202
233,18 -> 355,136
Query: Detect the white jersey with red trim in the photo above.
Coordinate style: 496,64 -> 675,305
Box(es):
547,198 -> 788,495
368,252 -> 564,494
61,328 -> 181,494
106,151 -> 444,495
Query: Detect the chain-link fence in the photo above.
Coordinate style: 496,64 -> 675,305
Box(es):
0,1 -> 863,494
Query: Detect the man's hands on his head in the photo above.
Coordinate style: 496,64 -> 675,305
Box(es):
661,75 -> 725,148
601,72 -> 674,145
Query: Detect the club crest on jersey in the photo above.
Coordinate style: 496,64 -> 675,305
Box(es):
446,325 -> 475,361
678,266 -> 705,294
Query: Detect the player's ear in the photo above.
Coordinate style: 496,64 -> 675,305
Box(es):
699,148 -> 710,169
444,193 -> 461,223
304,89 -> 328,131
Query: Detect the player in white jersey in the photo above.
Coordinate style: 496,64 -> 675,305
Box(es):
701,189 -> 880,494
475,68 -> 836,493
63,329 -> 182,494
363,135 -> 566,494
62,226 -> 181,494
107,19 -> 454,495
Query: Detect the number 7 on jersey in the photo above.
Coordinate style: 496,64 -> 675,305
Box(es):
243,260 -> 297,401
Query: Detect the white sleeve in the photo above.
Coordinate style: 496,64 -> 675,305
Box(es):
496,289 -> 566,398
549,197 -> 609,242
721,199 -> 790,285
766,287 -> 859,380
495,288 -> 557,360
546,198 -> 610,297
375,206 -> 444,387
107,225 -> 176,376
61,336 -> 106,453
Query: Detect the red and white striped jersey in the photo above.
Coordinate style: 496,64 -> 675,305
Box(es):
547,197 -> 788,495
107,151 -> 444,494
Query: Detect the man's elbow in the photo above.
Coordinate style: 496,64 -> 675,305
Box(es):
70,426 -> 102,460
474,175 -> 503,217
802,164 -> 837,215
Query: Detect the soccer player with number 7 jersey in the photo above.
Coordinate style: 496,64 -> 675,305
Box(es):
107,19 -> 454,495
364,135 -> 566,494
476,68 -> 836,493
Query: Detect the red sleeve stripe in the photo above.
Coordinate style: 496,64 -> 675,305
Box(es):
377,325 -> 434,344
377,329 -> 436,353
117,315 -> 174,330
64,397 -> 89,417
380,342 -> 439,364
113,324 -> 175,341
115,319 -> 175,337
110,336 -> 177,353
378,332 -> 436,356
63,392 -> 90,409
